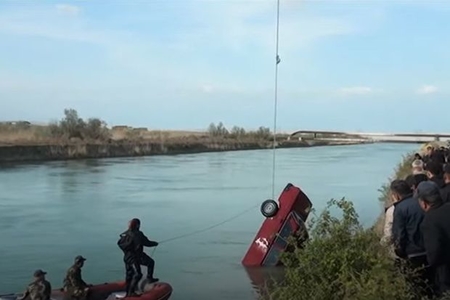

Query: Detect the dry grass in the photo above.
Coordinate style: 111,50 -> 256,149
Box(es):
0,123 -> 206,145
0,123 -> 279,146
0,124 -> 52,145
109,128 -> 206,141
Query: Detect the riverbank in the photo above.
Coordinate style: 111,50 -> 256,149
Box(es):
0,109 -> 370,163
0,138 -> 366,163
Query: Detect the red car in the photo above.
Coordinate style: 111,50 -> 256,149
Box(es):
242,183 -> 313,267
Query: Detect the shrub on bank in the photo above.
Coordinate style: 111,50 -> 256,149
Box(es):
48,109 -> 110,141
262,198 -> 418,300
378,153 -> 415,204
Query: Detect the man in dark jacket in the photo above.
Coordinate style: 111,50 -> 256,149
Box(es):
118,218 -> 159,297
417,181 -> 450,296
440,164 -> 450,203
392,179 -> 426,259
391,179 -> 431,296
425,161 -> 445,188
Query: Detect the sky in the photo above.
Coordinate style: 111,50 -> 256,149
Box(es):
0,0 -> 449,133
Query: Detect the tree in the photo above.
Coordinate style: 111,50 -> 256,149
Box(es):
254,126 -> 271,140
230,126 -> 246,139
216,122 -> 229,137
208,122 -> 229,137
59,108 -> 86,139
85,118 -> 109,140
48,109 -> 110,141
208,123 -> 218,137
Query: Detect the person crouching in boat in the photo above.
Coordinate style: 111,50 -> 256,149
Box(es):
18,269 -> 52,300
118,218 -> 159,297
63,256 -> 91,300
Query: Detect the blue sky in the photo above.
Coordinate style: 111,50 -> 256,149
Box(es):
0,0 -> 449,132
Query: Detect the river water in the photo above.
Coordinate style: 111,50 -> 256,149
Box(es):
0,143 -> 417,300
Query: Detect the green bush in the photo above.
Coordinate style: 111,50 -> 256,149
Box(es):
262,198 -> 419,300
50,109 -> 110,141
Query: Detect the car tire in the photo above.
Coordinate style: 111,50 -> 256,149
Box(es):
260,199 -> 279,218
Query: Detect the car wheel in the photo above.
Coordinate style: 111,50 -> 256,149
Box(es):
260,199 -> 279,218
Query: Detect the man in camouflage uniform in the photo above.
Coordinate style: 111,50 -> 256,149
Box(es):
18,269 -> 52,300
63,256 -> 91,300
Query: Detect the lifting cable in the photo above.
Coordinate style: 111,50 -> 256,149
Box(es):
271,0 -> 281,201
151,0 -> 282,256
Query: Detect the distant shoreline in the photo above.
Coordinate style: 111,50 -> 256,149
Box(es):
0,139 -> 369,163
0,109 -> 375,163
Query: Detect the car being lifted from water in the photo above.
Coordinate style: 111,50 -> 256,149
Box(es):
242,183 -> 312,267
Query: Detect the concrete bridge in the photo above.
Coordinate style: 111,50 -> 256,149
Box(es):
289,130 -> 450,144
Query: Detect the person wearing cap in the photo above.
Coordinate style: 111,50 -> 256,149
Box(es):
411,159 -> 425,175
440,164 -> 450,204
417,181 -> 450,296
62,256 -> 91,300
117,218 -> 159,297
17,269 -> 52,300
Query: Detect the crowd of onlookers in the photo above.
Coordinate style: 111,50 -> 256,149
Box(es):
382,144 -> 450,298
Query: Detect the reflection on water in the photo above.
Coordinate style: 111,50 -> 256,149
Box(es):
245,267 -> 285,298
0,143 -> 418,300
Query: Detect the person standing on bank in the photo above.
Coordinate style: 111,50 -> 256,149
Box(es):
391,179 -> 432,297
18,270 -> 52,300
118,218 -> 159,297
417,181 -> 450,296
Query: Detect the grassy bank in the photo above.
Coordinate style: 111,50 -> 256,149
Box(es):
373,153 -> 415,233
0,109 -> 366,163
262,148 -> 436,300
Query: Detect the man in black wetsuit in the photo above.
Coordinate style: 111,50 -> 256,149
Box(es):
118,218 -> 159,297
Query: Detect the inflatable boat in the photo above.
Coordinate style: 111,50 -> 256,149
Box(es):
0,279 -> 172,300
242,183 -> 312,267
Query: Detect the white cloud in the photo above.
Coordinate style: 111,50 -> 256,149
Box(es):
0,2 -> 381,99
338,86 -> 373,96
417,85 -> 438,95
55,4 -> 81,16
182,1 -> 359,54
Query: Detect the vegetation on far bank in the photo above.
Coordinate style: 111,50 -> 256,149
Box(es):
262,148 -> 446,300
0,109 -> 281,145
